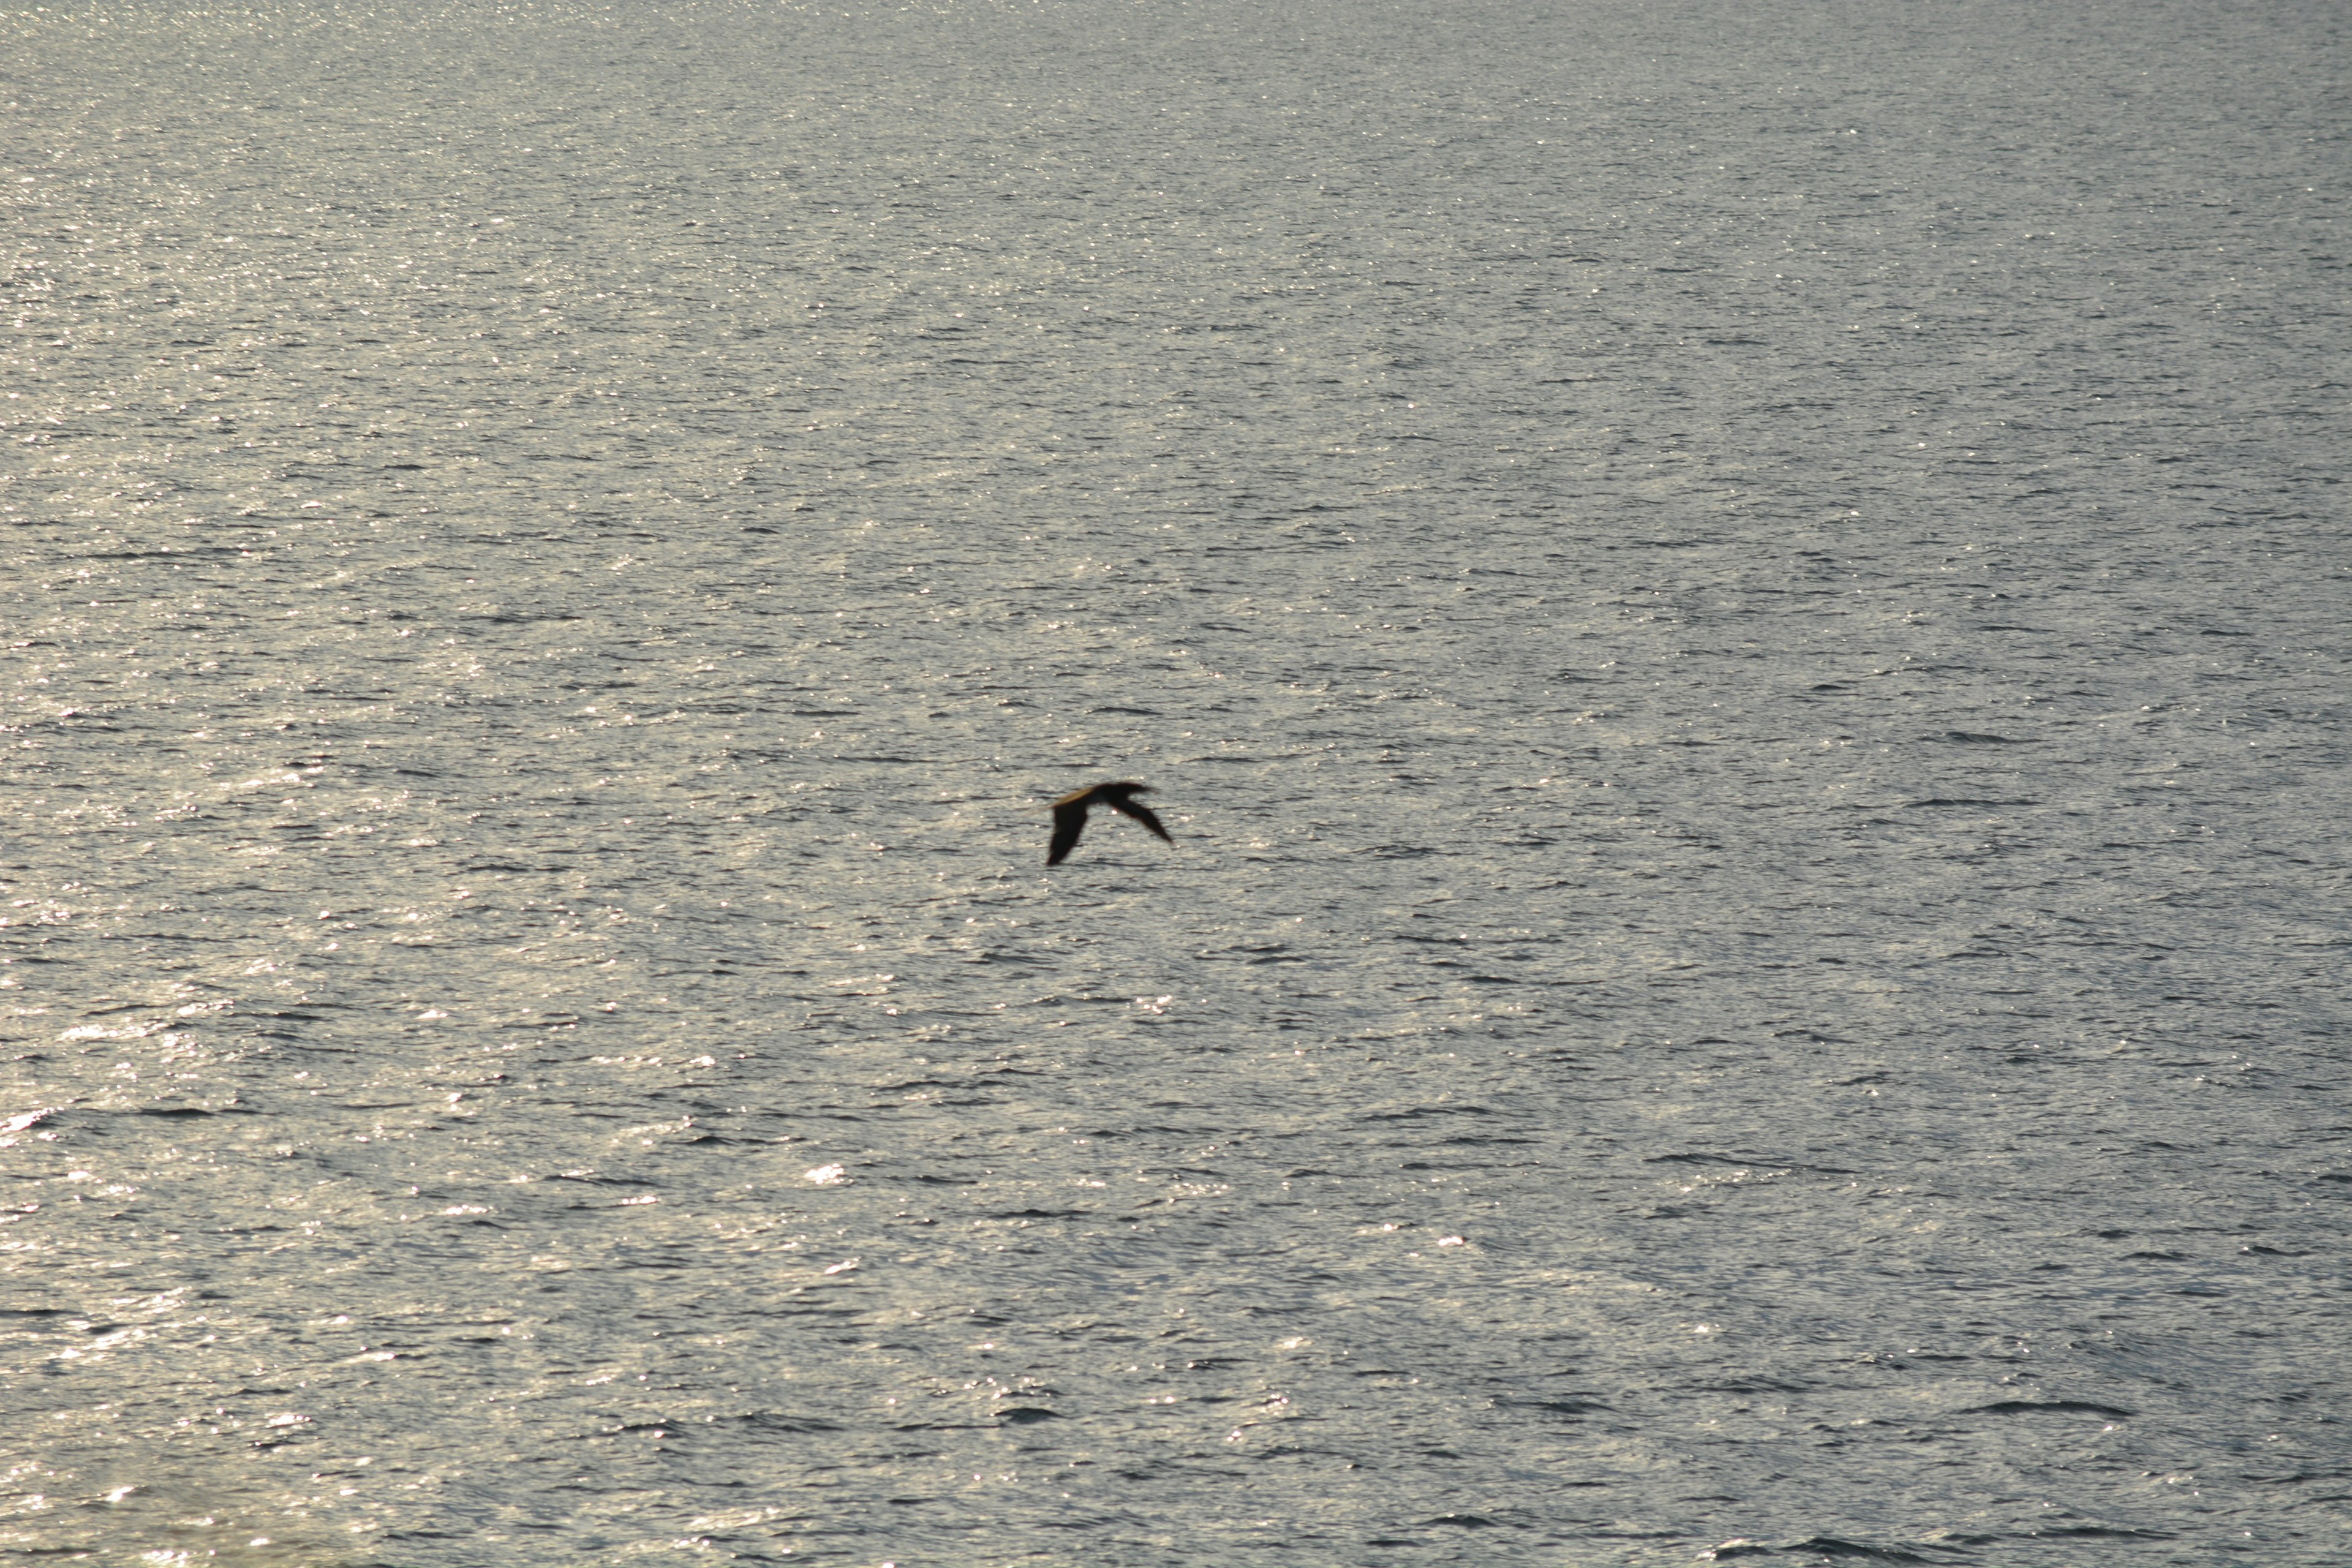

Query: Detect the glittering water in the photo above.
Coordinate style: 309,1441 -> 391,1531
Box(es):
5,1 -> 2350,1563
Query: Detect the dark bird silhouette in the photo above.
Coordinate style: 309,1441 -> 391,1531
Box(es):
1047,781 -> 1172,866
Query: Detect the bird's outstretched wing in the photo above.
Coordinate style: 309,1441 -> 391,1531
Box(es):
1047,799 -> 1089,865
1106,794 -> 1172,842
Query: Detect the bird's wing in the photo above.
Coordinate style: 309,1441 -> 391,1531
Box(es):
1106,794 -> 1173,842
1047,800 -> 1088,865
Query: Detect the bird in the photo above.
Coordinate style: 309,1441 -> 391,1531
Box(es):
1047,780 -> 1172,866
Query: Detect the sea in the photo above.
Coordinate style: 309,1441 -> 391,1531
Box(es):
3,1 -> 2348,1562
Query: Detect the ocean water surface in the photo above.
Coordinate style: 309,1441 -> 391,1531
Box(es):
4,1 -> 2349,1562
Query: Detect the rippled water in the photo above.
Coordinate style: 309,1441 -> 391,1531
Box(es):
6,1 -> 2349,1562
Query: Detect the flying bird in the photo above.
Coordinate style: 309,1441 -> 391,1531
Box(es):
1047,780 -> 1172,866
